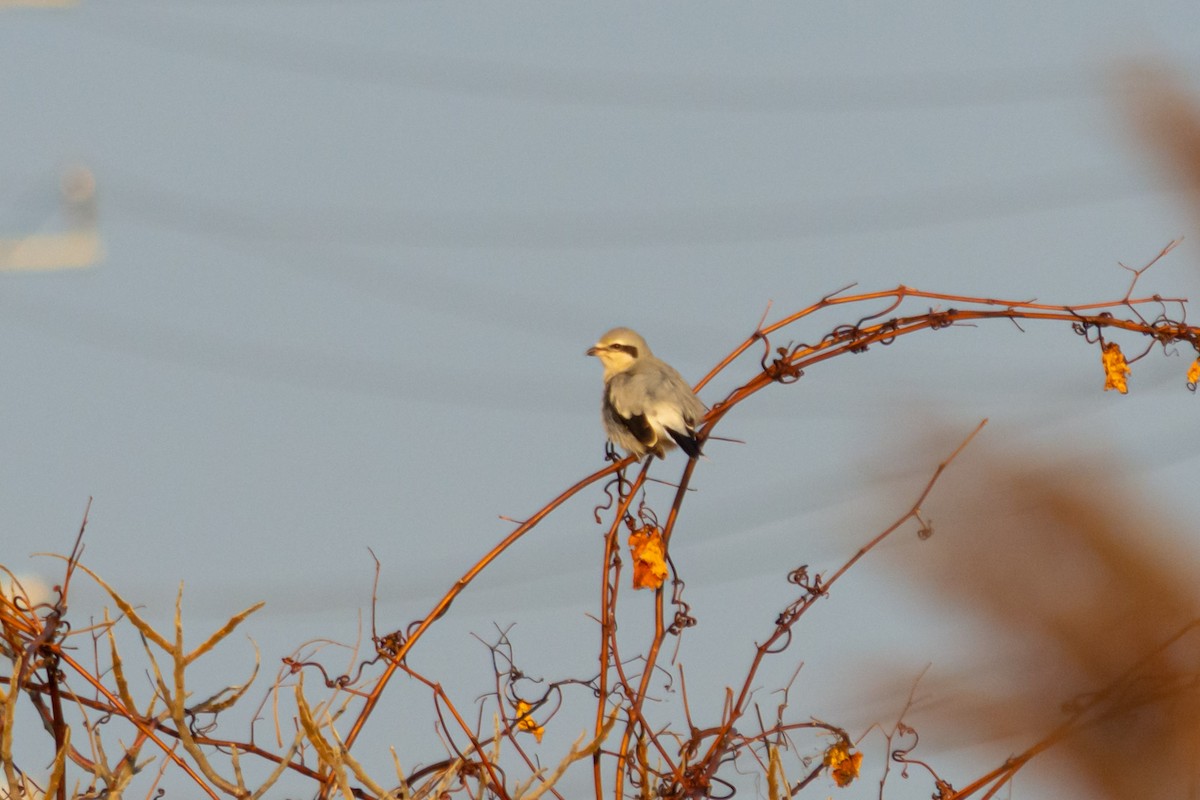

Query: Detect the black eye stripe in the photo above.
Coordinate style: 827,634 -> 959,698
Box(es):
611,344 -> 639,357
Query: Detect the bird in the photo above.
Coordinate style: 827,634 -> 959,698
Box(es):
586,327 -> 707,460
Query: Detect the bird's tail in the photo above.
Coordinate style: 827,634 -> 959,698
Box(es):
667,428 -> 703,459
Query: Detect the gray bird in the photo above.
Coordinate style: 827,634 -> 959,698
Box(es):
587,327 -> 707,460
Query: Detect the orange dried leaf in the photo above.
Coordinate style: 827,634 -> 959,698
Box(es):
833,751 -> 863,787
1101,341 -> 1130,394
628,527 -> 668,590
824,740 -> 863,788
515,700 -> 544,743
1188,358 -> 1200,386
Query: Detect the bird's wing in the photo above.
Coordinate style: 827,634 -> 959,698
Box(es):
600,388 -> 657,453
610,361 -> 706,433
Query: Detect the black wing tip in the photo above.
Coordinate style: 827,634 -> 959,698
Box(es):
667,428 -> 703,459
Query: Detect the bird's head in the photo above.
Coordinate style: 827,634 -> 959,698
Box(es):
587,327 -> 650,378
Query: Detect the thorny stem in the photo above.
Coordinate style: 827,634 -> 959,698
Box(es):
1,674 -> 325,781
16,269 -> 1200,800
613,455 -> 700,795
330,279 -> 1196,799
52,649 -> 221,799
594,458 -> 651,800
875,664 -> 932,800
334,457 -> 633,789
690,421 -> 987,791
46,660 -> 66,800
403,667 -> 509,798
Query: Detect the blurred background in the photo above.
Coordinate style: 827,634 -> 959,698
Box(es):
4,2 -> 1200,797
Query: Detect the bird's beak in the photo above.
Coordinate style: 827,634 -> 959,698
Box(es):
586,345 -> 600,357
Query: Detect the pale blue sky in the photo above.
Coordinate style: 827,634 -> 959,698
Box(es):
4,3 -> 1200,797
